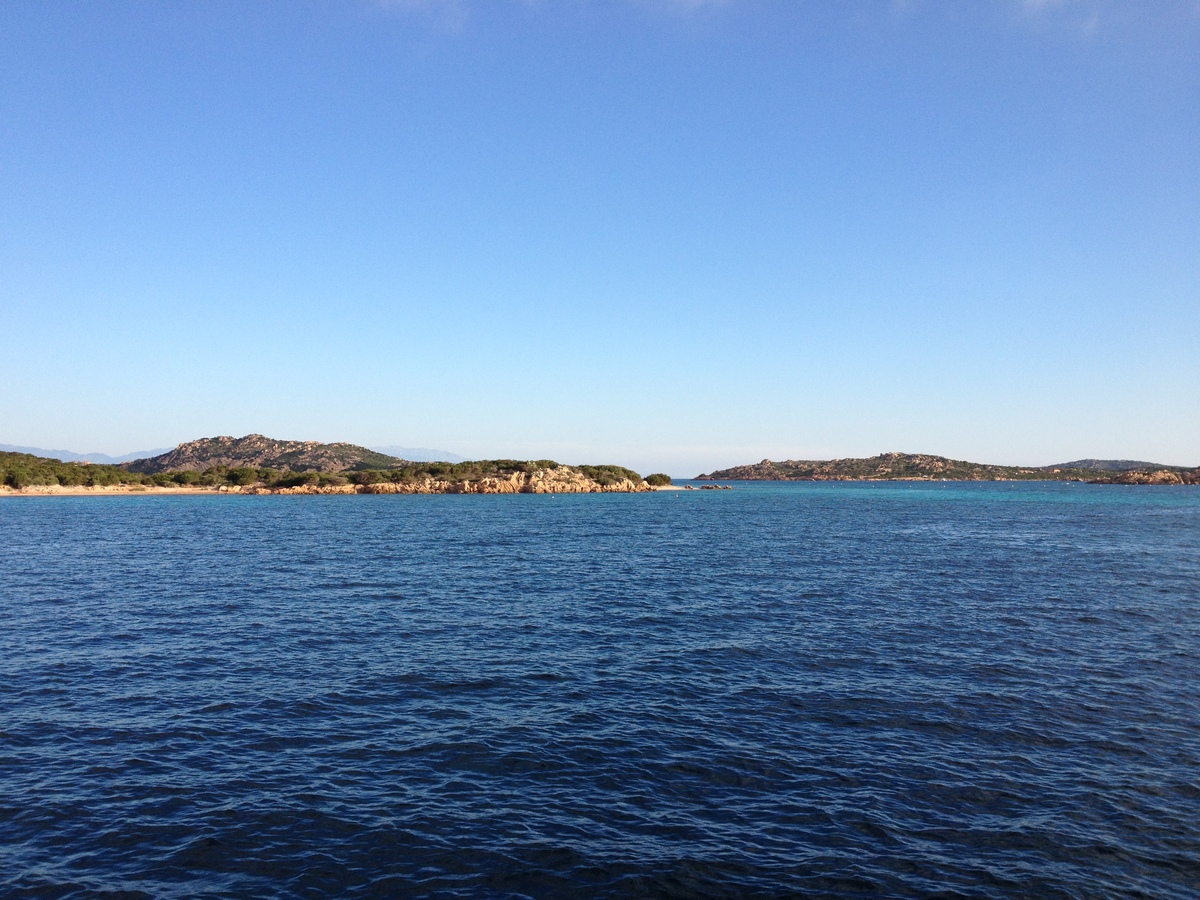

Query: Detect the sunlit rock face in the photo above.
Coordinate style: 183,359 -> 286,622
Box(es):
124,435 -> 404,474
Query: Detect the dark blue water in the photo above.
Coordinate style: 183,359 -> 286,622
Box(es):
2,482 -> 1198,898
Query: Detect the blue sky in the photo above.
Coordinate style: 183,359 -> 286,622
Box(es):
2,0 -> 1196,474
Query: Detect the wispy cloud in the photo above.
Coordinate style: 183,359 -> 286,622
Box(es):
1009,0 -> 1109,36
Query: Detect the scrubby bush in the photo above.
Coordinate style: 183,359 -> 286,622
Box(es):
0,452 -> 150,490
577,465 -> 643,486
1,450 -> 660,493
645,473 -> 672,486
276,472 -> 321,488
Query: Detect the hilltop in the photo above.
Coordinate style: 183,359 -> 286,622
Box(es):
697,452 -> 1199,483
123,435 -> 404,474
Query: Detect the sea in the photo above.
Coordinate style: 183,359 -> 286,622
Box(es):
2,482 -> 1198,898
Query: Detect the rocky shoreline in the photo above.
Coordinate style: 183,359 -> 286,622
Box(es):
2,441 -> 668,495
284,468 -> 651,494
1086,469 -> 1199,485
0,467 -> 653,496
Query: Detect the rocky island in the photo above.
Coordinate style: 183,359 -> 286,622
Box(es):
697,452 -> 1199,484
1,435 -> 667,495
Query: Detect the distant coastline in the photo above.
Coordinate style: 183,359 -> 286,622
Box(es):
696,452 -> 1199,485
6,439 -> 1198,496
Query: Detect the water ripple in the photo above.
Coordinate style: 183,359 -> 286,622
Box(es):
1,484 -> 1198,897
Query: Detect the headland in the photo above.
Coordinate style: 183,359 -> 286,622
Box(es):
0,436 -> 672,495
697,452 -> 1199,485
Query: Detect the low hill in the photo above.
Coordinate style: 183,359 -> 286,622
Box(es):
696,452 -> 1198,482
124,435 -> 404,474
1052,459 -> 1183,473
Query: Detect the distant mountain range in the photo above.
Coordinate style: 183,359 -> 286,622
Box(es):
697,452 -> 1197,483
371,445 -> 464,463
0,444 -> 172,465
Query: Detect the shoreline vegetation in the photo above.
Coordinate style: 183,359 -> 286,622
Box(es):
0,452 -> 666,496
3,438 -> 1197,496
697,452 -> 1199,485
0,436 -> 679,496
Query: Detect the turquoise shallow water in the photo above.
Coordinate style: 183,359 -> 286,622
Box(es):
1,482 -> 1198,897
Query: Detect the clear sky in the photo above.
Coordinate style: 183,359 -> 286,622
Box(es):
2,1 -> 1197,474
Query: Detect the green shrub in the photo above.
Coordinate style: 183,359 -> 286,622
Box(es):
276,472 -> 320,488
227,467 -> 261,486
645,473 -> 672,486
0,452 -> 153,489
578,464 -> 642,486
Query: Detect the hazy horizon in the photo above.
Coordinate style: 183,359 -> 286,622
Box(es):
3,2 -> 1196,474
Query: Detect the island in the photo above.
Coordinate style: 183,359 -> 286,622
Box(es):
696,452 -> 1199,484
1,435 -> 675,495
